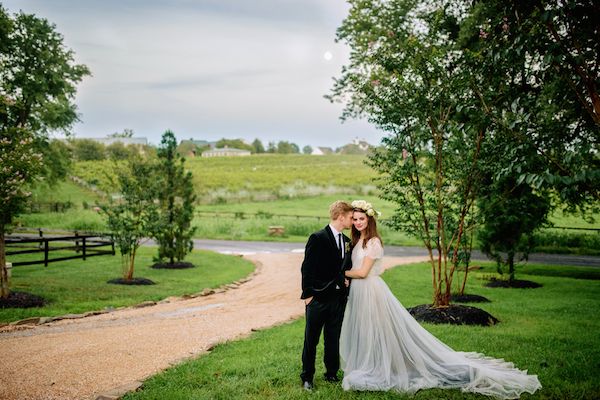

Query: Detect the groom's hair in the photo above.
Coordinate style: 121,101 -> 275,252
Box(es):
329,200 -> 353,220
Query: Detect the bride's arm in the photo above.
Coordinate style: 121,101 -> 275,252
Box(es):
345,257 -> 375,279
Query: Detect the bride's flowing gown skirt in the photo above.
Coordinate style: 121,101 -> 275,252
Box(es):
340,239 -> 541,399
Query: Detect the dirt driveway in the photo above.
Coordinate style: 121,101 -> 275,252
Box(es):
0,253 -> 427,400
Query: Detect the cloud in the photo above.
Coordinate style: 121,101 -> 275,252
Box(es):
2,0 -> 384,148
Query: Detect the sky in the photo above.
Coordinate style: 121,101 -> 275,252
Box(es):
2,0 -> 385,149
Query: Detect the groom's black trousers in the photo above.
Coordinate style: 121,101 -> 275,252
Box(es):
301,293 -> 347,382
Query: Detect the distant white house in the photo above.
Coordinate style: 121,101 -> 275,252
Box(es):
311,147 -> 334,155
201,147 -> 251,157
352,137 -> 371,151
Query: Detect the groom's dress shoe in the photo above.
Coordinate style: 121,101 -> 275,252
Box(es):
302,381 -> 314,391
324,375 -> 340,383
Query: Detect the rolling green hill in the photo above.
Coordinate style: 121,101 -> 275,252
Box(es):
71,154 -> 379,203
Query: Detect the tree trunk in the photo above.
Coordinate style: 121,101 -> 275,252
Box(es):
126,247 -> 137,281
458,265 -> 468,296
458,226 -> 475,296
0,224 -> 9,299
508,251 -> 515,282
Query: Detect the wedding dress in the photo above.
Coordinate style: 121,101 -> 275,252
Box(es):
340,238 -> 541,399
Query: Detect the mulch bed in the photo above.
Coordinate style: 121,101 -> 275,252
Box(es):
0,291 -> 46,309
450,293 -> 491,303
407,304 -> 499,326
485,278 -> 542,289
150,262 -> 195,269
107,277 -> 155,285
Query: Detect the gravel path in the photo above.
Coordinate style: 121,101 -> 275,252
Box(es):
0,252 -> 427,400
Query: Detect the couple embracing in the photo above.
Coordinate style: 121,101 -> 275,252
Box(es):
300,200 -> 541,398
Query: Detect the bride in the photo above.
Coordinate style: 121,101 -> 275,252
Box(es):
340,201 -> 542,399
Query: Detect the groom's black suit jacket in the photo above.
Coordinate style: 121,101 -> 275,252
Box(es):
301,225 -> 352,301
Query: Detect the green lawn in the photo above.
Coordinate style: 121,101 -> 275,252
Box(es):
123,262 -> 600,400
0,246 -> 254,323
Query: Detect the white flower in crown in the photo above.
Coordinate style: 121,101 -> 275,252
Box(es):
351,200 -> 381,218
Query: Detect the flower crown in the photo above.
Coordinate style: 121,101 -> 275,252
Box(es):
351,200 -> 381,218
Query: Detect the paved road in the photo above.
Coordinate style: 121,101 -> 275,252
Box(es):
192,239 -> 600,268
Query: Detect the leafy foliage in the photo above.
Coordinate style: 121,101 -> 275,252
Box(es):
0,6 -> 89,297
152,131 -> 197,265
70,139 -> 106,161
329,0 -> 599,306
102,159 -> 159,281
216,138 -> 254,152
458,0 -> 600,209
478,178 -> 551,280
331,0 -> 486,306
251,138 -> 265,153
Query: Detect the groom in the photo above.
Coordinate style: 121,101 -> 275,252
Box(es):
300,200 -> 354,390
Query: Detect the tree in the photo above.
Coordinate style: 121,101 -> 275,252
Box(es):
302,145 -> 313,155
0,129 -> 43,298
106,141 -> 136,160
330,0 -> 488,307
276,141 -> 299,154
103,158 -> 159,282
71,139 -> 106,160
38,138 -> 72,185
332,0 -> 599,307
216,138 -> 253,152
266,141 -> 277,153
478,177 -> 550,282
252,138 -> 265,153
176,140 -> 200,157
458,0 -> 599,211
0,7 -> 90,298
152,131 -> 197,266
71,139 -> 105,160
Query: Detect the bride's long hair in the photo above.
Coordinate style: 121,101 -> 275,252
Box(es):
351,210 -> 383,248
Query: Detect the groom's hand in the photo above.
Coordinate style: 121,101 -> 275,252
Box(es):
304,296 -> 313,305
344,279 -> 350,287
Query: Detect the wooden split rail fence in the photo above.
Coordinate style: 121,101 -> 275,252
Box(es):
5,229 -> 115,267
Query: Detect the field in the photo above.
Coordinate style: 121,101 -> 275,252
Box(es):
16,154 -> 600,252
123,261 -> 600,399
71,154 -> 379,203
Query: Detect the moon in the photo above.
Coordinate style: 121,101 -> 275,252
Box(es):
323,51 -> 333,61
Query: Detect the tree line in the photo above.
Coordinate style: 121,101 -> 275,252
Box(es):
42,135 -> 372,164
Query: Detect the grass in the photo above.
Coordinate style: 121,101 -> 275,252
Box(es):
16,208 -> 107,232
0,246 -> 254,323
196,195 -> 397,216
29,179 -> 102,206
123,261 -> 600,400
19,175 -> 600,252
192,198 -> 421,246
71,154 -> 379,202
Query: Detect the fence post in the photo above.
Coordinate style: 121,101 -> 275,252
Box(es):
82,237 -> 87,260
44,239 -> 49,267
75,231 -> 80,253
